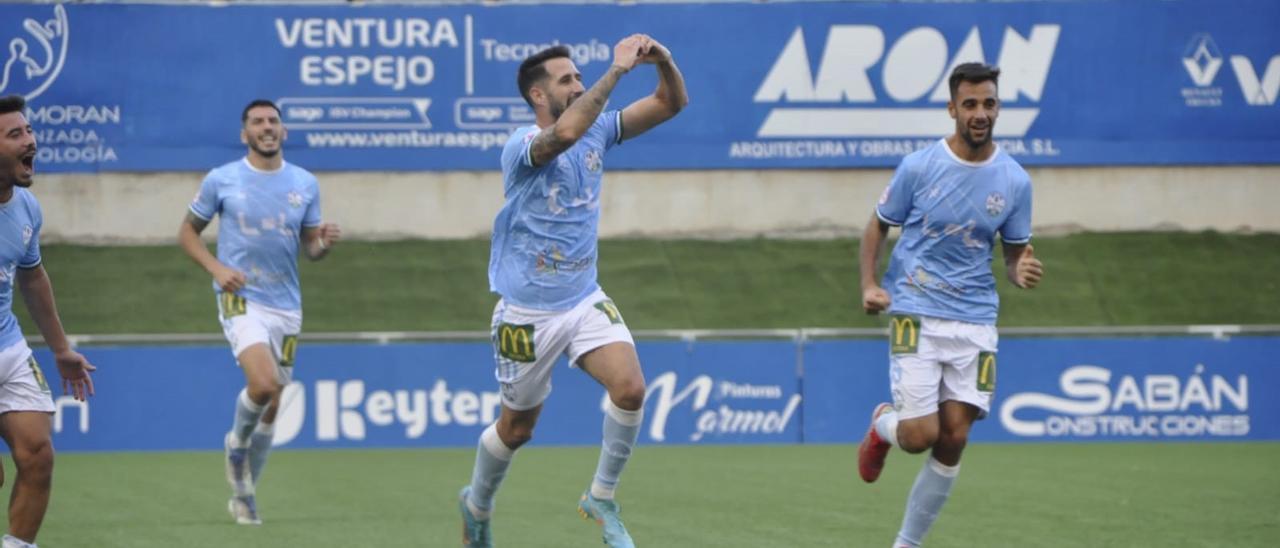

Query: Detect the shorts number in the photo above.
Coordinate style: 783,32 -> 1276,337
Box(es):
889,315 -> 920,354
594,300 -> 624,325
280,335 -> 298,368
496,323 -> 536,363
220,293 -> 247,318
977,352 -> 997,393
27,357 -> 50,394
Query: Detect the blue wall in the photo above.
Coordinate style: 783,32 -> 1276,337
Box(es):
2,0 -> 1277,172
45,335 -> 1280,451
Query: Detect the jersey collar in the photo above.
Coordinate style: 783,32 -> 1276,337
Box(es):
939,138 -> 999,168
242,157 -> 286,175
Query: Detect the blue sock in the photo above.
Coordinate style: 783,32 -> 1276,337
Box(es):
248,422 -> 274,484
895,457 -> 960,547
590,400 -> 643,500
230,389 -> 266,448
467,423 -> 514,519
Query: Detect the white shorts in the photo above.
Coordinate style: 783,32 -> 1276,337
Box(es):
491,288 -> 634,411
887,314 -> 998,421
217,293 -> 302,387
0,339 -> 55,415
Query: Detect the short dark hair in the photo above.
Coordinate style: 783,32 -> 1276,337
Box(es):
0,95 -> 25,116
948,63 -> 1000,99
517,46 -> 572,107
241,99 -> 280,123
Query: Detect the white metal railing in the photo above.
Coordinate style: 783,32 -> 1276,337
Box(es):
29,324 -> 1280,347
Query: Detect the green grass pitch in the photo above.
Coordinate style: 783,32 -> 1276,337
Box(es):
9,233 -> 1279,545
23,443 -> 1280,547
20,231 -> 1280,335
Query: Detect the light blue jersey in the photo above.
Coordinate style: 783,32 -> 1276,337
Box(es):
876,139 -> 1032,325
190,159 -> 322,311
0,188 -> 43,349
488,111 -> 623,311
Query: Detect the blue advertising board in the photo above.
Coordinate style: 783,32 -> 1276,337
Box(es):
47,340 -> 802,451
802,336 -> 1279,443
1,1 -> 1276,172
43,335 -> 1279,452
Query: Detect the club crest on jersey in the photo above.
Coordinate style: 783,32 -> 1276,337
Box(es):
985,192 -> 1006,217
584,149 -> 602,173
21,225 -> 32,246
287,191 -> 303,208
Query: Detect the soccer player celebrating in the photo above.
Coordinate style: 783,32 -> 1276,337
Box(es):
856,64 -> 1044,547
0,95 -> 96,548
458,35 -> 687,548
178,99 -> 340,526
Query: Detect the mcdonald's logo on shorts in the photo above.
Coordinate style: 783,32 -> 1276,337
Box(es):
977,351 -> 997,393
27,357 -> 50,394
497,323 -> 536,363
889,314 -> 920,354
594,300 -> 624,325
280,334 -> 299,368
220,293 -> 247,318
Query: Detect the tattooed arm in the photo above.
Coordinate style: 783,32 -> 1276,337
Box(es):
621,36 -> 688,141
528,35 -> 645,166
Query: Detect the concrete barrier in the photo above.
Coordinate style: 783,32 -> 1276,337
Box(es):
35,166 -> 1280,244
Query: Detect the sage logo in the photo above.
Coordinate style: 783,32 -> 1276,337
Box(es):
0,4 -> 69,101
753,24 -> 1059,138
999,364 -> 1249,438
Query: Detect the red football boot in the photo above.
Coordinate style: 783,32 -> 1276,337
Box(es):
858,402 -> 895,483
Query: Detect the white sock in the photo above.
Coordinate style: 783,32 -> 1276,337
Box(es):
230,389 -> 267,448
590,400 -> 643,500
895,457 -> 960,547
254,421 -> 275,436
248,421 -> 276,484
466,423 -> 516,520
875,409 -> 900,447
2,534 -> 36,548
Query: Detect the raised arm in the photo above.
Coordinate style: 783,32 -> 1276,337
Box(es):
620,36 -> 688,141
529,36 -> 646,166
859,212 -> 893,314
178,211 -> 246,293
